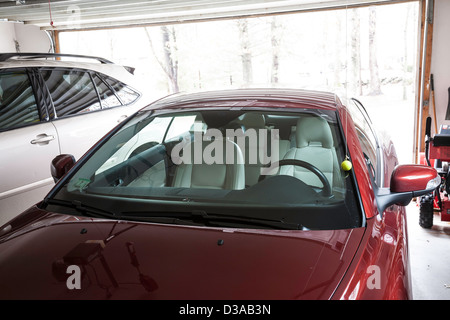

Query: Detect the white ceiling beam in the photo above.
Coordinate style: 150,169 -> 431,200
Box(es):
0,0 -> 416,31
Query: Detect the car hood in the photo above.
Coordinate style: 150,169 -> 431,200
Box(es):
0,208 -> 365,300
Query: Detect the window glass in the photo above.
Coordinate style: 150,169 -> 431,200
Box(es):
0,71 -> 39,130
52,109 -> 363,230
347,100 -> 378,182
96,116 -> 172,174
104,76 -> 140,105
41,69 -> 101,117
165,115 -> 197,141
91,73 -> 122,109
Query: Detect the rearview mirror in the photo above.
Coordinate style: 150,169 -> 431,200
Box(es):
51,154 -> 75,182
376,164 -> 439,213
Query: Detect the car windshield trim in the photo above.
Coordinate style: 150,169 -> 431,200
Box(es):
45,198 -> 120,220
44,196 -> 305,230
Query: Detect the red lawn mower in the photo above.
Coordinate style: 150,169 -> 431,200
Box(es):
419,116 -> 450,228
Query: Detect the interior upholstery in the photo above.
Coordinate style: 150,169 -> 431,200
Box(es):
279,115 -> 339,188
238,113 -> 267,186
172,138 -> 245,190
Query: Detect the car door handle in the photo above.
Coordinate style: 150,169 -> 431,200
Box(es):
31,134 -> 55,145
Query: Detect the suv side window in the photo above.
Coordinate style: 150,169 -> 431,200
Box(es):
0,70 -> 40,130
103,76 -> 140,105
348,99 -> 380,185
91,73 -> 122,109
41,69 -> 101,117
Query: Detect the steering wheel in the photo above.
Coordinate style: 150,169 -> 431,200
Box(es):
261,159 -> 332,197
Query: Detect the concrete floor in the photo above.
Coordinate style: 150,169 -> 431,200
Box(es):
406,202 -> 450,300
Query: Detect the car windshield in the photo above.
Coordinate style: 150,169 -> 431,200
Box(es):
48,108 -> 363,230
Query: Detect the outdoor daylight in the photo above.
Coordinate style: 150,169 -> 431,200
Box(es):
59,1 -> 419,163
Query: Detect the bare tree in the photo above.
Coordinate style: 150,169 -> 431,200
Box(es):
402,4 -> 411,100
161,26 -> 179,93
350,8 -> 362,96
144,26 -> 179,93
270,16 -> 282,85
368,6 -> 382,95
334,14 -> 343,89
237,19 -> 253,87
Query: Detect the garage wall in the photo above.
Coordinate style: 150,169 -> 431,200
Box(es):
0,22 -> 17,52
430,0 -> 450,128
0,21 -> 52,53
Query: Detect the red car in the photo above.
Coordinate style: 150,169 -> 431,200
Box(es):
0,89 -> 438,300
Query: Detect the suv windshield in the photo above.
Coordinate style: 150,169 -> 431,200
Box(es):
47,108 -> 362,230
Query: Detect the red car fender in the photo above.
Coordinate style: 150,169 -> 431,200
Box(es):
332,104 -> 412,299
332,205 -> 411,300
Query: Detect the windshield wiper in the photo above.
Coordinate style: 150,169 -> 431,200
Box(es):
44,198 -> 120,220
44,199 -> 305,230
122,210 -> 306,230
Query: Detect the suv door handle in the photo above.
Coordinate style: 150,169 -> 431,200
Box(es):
31,134 -> 55,145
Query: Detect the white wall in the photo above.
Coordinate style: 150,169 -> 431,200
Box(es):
0,22 -> 17,52
0,21 -> 52,53
430,0 -> 450,129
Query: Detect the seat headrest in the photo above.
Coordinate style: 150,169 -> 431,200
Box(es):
239,113 -> 265,130
296,116 -> 333,148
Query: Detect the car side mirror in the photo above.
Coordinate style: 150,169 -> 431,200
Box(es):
51,154 -> 75,183
376,164 -> 440,214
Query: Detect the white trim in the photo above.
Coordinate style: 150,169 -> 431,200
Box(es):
0,178 -> 54,200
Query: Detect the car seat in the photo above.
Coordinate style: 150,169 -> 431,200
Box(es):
279,115 -> 339,189
172,137 -> 245,190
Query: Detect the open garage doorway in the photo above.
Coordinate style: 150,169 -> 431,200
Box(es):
59,1 -> 420,164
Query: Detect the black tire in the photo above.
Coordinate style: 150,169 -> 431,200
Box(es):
419,194 -> 434,228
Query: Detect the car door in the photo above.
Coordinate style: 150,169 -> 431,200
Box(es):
0,69 -> 60,224
40,68 -> 141,161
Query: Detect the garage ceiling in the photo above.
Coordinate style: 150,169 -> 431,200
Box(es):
0,0 -> 414,31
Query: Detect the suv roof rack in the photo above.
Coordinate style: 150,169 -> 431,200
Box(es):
0,52 -> 114,64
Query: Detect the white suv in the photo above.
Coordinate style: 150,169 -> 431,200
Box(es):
0,53 -> 152,224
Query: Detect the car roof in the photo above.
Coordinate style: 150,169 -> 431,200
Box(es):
143,88 -> 342,112
0,56 -> 140,90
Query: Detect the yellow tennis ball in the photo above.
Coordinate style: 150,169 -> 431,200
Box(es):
341,159 -> 352,171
